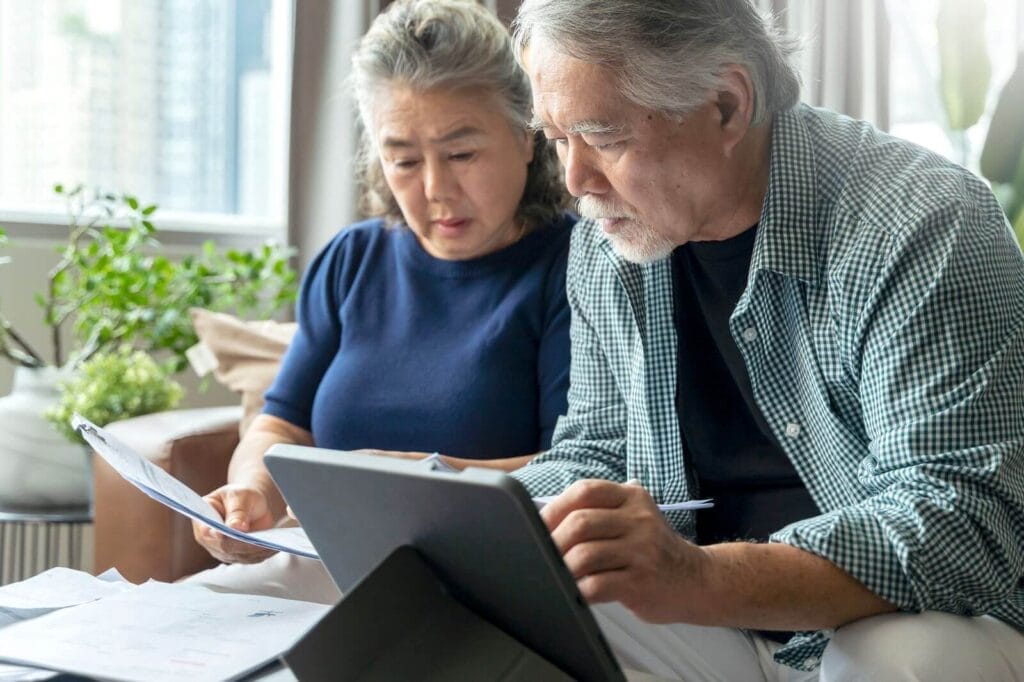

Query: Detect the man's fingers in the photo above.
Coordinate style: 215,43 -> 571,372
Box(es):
550,507 -> 630,555
576,568 -> 632,605
540,479 -> 631,531
561,538 -> 631,580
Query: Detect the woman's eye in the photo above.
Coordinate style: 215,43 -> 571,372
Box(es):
593,141 -> 623,151
393,159 -> 420,169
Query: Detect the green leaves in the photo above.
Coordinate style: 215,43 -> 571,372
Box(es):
52,190 -> 298,371
4,184 -> 298,370
45,348 -> 184,443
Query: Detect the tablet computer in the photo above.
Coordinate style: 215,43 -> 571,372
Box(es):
264,445 -> 625,681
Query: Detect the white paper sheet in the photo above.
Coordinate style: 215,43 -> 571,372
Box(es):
0,567 -> 133,628
0,581 -> 329,682
73,415 -> 318,559
0,568 -> 135,680
532,496 -> 715,512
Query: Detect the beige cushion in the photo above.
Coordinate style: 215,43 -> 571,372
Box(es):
189,308 -> 297,436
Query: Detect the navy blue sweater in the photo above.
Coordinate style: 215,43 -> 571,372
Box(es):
263,214 -> 575,459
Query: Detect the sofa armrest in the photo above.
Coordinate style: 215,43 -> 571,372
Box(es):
92,406 -> 243,583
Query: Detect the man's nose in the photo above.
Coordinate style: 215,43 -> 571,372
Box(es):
563,142 -> 608,198
424,159 -> 458,201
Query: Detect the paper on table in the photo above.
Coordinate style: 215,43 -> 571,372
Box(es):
0,568 -> 134,681
73,414 -> 318,559
0,567 -> 133,629
0,581 -> 329,682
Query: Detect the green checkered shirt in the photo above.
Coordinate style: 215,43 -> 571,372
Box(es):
512,104 -> 1024,671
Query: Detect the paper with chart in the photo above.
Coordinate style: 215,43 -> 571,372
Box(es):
73,414 -> 318,559
0,580 -> 329,682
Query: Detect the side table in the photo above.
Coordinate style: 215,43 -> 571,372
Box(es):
0,504 -> 93,585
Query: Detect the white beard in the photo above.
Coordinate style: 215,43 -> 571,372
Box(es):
577,196 -> 674,264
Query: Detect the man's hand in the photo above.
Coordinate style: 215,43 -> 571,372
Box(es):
542,479 -> 713,623
192,483 -> 279,564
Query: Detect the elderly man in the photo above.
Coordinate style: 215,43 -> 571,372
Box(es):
509,1 -> 1024,680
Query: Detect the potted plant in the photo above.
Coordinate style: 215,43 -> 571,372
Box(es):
0,185 -> 297,507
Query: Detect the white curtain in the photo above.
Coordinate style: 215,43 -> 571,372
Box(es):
760,0 -> 891,129
287,1 -> 383,270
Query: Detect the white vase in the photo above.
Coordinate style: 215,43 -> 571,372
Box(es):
0,366 -> 90,507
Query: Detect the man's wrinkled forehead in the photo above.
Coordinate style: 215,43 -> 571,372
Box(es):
523,39 -> 629,132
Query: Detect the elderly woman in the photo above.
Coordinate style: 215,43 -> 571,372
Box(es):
188,0 -> 573,601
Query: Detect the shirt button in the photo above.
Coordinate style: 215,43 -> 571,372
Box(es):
784,422 -> 801,438
741,326 -> 758,342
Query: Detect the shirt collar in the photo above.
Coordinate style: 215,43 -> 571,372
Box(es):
750,104 -> 825,286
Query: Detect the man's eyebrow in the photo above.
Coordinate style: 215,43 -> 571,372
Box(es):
567,120 -> 624,136
528,117 -> 626,136
381,126 -> 484,148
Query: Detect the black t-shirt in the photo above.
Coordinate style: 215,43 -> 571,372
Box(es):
671,225 -> 818,546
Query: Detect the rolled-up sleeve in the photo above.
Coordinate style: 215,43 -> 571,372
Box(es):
774,198 -> 1024,615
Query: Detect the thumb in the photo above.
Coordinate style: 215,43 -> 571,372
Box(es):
223,490 -> 255,531
624,478 -> 643,487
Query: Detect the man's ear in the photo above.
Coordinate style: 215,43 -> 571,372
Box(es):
715,64 -> 756,155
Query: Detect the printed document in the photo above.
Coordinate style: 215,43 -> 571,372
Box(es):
74,415 -> 318,559
0,580 -> 328,682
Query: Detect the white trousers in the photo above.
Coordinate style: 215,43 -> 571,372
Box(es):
183,551 -> 342,604
593,601 -> 1024,682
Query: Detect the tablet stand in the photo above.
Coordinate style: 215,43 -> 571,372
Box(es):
281,545 -> 574,681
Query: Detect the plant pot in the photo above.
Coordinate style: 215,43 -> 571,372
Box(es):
0,366 -> 90,507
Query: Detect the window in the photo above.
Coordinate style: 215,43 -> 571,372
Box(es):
0,0 -> 293,235
888,0 -> 1023,173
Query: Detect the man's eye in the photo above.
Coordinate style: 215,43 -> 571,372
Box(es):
593,141 -> 623,151
449,152 -> 475,161
393,159 -> 420,169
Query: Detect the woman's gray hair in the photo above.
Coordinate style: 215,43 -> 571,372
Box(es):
352,0 -> 567,228
512,0 -> 801,126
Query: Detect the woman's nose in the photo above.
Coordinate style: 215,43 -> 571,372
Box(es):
423,159 -> 458,202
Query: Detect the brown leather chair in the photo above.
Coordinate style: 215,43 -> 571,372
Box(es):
92,406 -> 242,583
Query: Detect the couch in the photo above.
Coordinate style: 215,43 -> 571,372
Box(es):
92,406 -> 243,583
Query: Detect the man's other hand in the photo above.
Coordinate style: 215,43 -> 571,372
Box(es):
542,479 -> 712,623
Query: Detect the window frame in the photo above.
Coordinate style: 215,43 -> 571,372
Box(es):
0,1 -> 294,249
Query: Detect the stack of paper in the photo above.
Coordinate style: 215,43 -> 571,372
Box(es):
0,569 -> 328,681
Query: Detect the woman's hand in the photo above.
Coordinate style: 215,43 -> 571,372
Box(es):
192,483 -> 279,564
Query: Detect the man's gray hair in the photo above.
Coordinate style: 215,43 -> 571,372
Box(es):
351,0 -> 566,227
512,0 -> 801,126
